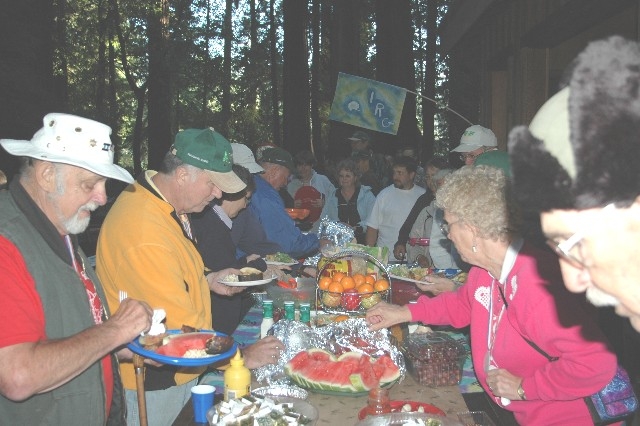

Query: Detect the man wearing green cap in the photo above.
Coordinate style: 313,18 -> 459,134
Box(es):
96,128 -> 247,426
250,147 -> 321,258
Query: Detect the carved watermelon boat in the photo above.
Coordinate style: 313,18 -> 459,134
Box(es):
284,348 -> 400,396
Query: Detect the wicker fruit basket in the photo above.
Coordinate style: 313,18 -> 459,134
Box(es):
315,250 -> 392,315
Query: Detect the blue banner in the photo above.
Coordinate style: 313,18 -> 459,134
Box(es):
329,73 -> 407,135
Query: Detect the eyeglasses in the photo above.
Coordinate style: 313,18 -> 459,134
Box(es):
546,232 -> 585,268
546,203 -> 616,269
440,219 -> 460,237
459,152 -> 480,162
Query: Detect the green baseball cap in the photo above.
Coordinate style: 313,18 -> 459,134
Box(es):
260,147 -> 295,173
172,128 -> 246,193
474,150 -> 511,177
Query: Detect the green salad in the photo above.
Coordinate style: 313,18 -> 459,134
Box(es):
266,252 -> 296,263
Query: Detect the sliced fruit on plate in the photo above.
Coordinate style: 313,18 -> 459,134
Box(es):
155,333 -> 213,357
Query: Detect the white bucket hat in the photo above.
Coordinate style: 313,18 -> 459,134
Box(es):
0,113 -> 133,183
231,143 -> 264,173
451,124 -> 498,152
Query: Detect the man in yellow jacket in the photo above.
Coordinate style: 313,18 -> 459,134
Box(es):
97,128 -> 253,426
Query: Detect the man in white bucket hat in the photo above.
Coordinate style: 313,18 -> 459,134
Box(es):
0,113 -> 154,424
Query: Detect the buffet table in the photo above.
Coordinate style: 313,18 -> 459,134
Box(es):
171,301 -> 471,425
173,374 -> 468,425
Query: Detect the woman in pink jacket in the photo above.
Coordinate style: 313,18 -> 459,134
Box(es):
367,165 -> 618,425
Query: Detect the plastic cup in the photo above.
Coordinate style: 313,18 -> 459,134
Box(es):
191,384 -> 215,423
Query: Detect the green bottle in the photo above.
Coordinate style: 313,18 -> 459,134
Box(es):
299,302 -> 311,326
284,301 -> 295,320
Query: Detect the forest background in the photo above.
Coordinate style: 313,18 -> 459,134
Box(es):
0,0 -> 462,180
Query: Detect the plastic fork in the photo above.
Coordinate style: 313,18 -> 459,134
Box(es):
119,290 -> 128,303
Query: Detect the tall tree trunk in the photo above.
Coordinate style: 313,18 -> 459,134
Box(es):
54,0 -> 69,110
0,0 -> 56,179
202,0 -> 212,122
147,0 -> 172,170
269,0 -> 281,145
246,0 -> 257,109
376,0 -> 420,154
96,0 -> 108,121
108,19 -> 122,165
422,0 -> 438,161
220,0 -> 233,135
282,0 -> 310,154
326,0 -> 359,160
310,0 -> 321,158
133,91 -> 146,176
111,0 -> 147,175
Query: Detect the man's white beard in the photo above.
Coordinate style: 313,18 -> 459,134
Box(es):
62,202 -> 100,234
586,285 -> 620,307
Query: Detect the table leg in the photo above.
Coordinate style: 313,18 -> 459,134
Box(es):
133,354 -> 148,426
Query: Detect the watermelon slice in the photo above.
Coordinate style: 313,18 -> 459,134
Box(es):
285,351 -> 310,372
350,356 -> 380,391
308,348 -> 336,362
327,360 -> 357,392
375,355 -> 401,384
155,333 -> 214,357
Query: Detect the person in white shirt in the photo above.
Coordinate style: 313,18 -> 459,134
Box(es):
366,156 -> 425,261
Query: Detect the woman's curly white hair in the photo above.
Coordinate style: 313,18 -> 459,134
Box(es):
436,165 -> 521,241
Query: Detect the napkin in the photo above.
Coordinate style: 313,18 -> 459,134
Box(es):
147,309 -> 166,336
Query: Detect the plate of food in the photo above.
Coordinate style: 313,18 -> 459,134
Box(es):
127,329 -> 237,367
358,400 -> 446,421
219,267 -> 276,286
208,395 -> 318,426
387,265 -> 432,284
265,252 -> 298,266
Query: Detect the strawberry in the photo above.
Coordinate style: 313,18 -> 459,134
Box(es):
341,289 -> 361,311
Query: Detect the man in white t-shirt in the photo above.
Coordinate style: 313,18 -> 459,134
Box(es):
366,156 -> 425,260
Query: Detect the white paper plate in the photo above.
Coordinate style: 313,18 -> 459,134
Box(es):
218,275 -> 276,287
389,274 -> 433,285
265,261 -> 298,266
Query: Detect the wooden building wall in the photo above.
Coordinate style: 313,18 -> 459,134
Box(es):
443,0 -> 640,149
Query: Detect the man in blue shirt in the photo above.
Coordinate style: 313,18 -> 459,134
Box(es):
250,147 -> 320,259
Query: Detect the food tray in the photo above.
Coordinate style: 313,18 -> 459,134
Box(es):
402,332 -> 466,387
355,412 -> 463,426
127,329 -> 237,367
315,250 -> 392,315
358,400 -> 446,420
252,385 -> 309,400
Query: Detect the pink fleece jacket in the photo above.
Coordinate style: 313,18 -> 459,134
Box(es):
408,242 -> 617,425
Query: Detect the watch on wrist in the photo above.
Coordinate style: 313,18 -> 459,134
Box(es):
517,382 -> 526,400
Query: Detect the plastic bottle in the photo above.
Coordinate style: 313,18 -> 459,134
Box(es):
260,300 -> 274,339
224,349 -> 251,401
284,301 -> 295,320
299,302 -> 311,326
365,387 -> 391,417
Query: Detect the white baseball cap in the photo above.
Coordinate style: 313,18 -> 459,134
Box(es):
451,125 -> 498,153
0,113 -> 133,183
231,143 -> 264,173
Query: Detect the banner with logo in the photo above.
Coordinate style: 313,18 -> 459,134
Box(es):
329,73 -> 407,135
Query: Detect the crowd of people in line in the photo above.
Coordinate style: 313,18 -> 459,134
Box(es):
1,35 -> 640,425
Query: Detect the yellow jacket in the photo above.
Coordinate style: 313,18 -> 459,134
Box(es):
96,171 -> 212,390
